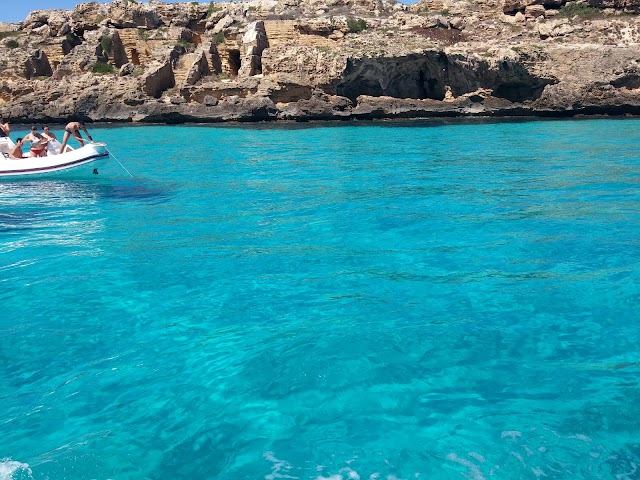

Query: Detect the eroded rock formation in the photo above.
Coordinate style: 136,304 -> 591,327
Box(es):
2,0 -> 640,122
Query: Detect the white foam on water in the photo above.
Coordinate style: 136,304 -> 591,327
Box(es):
0,459 -> 32,480
500,431 -> 522,441
509,451 -> 525,466
531,466 -> 546,479
266,451 -> 422,480
468,452 -> 485,463
567,434 -> 591,444
446,453 -> 486,480
339,467 -> 360,480
262,451 -> 298,480
615,461 -> 638,480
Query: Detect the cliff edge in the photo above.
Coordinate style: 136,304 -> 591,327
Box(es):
2,0 -> 640,122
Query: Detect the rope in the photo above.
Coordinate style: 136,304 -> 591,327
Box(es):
107,148 -> 133,177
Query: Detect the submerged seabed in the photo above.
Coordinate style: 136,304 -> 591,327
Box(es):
1,119 -> 640,479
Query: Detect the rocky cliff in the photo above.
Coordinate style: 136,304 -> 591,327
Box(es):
1,0 -> 640,122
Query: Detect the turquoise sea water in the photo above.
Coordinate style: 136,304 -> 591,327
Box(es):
1,119 -> 640,480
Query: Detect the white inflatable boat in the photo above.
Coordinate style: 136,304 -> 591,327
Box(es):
0,137 -> 110,178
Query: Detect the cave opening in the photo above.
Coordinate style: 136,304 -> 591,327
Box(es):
494,82 -> 541,102
131,49 -> 140,65
228,50 -> 241,76
416,71 -> 428,99
610,75 -> 640,89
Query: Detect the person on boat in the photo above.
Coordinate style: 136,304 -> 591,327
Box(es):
42,125 -> 62,156
41,125 -> 58,142
0,118 -> 9,138
8,138 -> 25,159
23,125 -> 48,157
59,121 -> 93,154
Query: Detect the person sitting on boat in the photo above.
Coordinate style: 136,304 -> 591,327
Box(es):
59,121 -> 93,154
24,125 -> 48,157
8,138 -> 25,159
42,125 -> 62,156
0,118 -> 9,138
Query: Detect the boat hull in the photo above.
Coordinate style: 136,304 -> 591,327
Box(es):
0,143 -> 110,179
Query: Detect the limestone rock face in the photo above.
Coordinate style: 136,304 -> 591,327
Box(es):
238,21 -> 269,77
262,46 -> 347,88
3,0 -> 640,122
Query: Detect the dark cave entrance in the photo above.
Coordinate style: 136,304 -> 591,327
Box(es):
228,50 -> 241,76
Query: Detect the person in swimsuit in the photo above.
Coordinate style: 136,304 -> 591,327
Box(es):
0,118 -> 9,138
23,125 -> 48,157
9,138 -> 25,159
59,121 -> 93,154
42,125 -> 62,156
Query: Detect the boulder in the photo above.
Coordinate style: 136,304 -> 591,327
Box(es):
525,4 -> 546,17
185,51 -> 211,86
143,60 -> 175,98
23,10 -> 50,31
71,3 -> 109,33
297,18 -> 333,35
203,95 -> 219,106
277,91 -> 353,120
538,19 -> 575,37
205,10 -> 229,30
504,0 -> 527,13
119,62 -> 135,76
212,15 -> 234,35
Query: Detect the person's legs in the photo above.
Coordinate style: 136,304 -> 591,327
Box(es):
59,130 -> 71,154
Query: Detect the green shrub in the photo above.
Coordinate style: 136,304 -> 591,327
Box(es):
213,31 -> 225,45
100,35 -> 113,54
5,39 -> 19,49
346,18 -> 367,33
557,3 -> 601,18
207,1 -> 222,16
92,61 -> 115,74
175,39 -> 192,49
0,31 -> 20,40
137,28 -> 150,40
